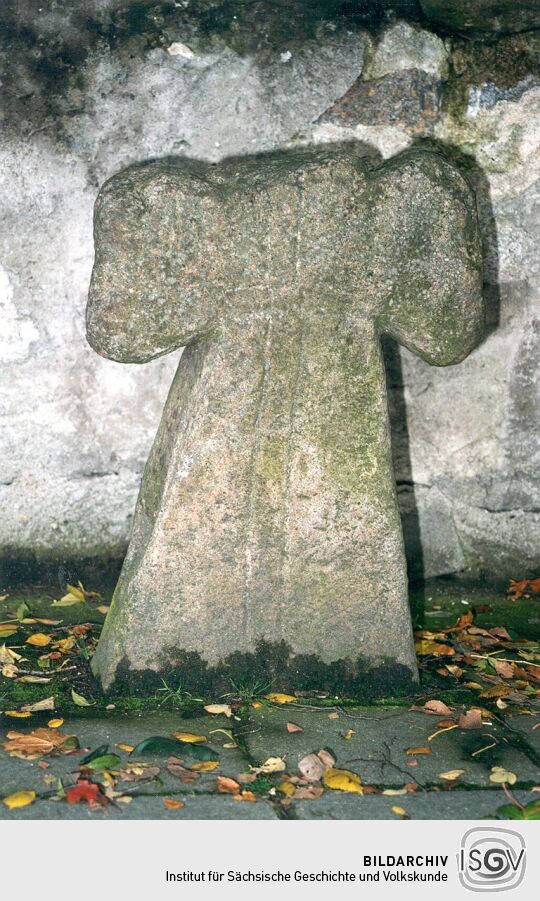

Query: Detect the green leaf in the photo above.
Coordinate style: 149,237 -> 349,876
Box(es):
86,754 -> 121,772
132,736 -> 218,760
522,800 -> 540,820
496,803 -> 524,819
71,689 -> 93,707
60,736 -> 80,751
81,744 -> 109,765
16,602 -> 31,621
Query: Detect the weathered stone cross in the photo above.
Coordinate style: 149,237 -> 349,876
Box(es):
87,144 -> 483,693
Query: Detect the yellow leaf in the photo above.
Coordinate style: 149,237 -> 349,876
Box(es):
251,701 -> 263,709
415,640 -> 454,656
489,766 -> 517,785
51,592 -> 83,607
343,729 -> 355,740
4,710 -> 32,718
47,718 -> 64,729
278,781 -> 297,797
97,606 -> 110,615
265,693 -> 296,704
116,743 -> 134,753
2,790 -> 36,810
323,767 -> 363,794
173,732 -> 207,743
439,769 -> 465,781
67,583 -> 86,601
204,704 -> 233,717
480,685 -> 511,699
382,788 -> 408,796
392,805 -> 406,816
26,633 -> 51,647
52,636 -> 76,652
0,624 -> 18,638
190,760 -> 219,772
163,798 -> 184,810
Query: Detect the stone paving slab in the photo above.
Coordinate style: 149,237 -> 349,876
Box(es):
0,713 -> 246,799
243,706 -> 540,787
505,715 -> 540,756
0,793 -> 278,820
287,789 -> 535,821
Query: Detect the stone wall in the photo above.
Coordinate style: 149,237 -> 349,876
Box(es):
1,1 -> 538,585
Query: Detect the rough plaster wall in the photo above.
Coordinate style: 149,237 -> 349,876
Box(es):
0,1 -> 538,583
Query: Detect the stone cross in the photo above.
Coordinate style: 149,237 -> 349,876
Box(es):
87,144 -> 483,693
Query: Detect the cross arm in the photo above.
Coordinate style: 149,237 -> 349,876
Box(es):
368,151 -> 484,366
87,161 -> 221,364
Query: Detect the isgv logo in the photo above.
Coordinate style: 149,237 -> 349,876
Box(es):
458,827 -> 526,892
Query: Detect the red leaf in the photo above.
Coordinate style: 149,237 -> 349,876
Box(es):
65,779 -> 106,805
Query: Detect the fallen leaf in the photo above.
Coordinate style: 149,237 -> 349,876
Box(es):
480,684 -> 511,699
71,689 -> 93,707
48,718 -> 64,729
458,708 -> 483,729
85,754 -> 121,772
204,704 -> 233,717
343,729 -> 355,740
2,790 -> 36,810
163,798 -> 184,810
216,776 -> 240,794
298,753 -> 326,783
96,606 -> 110,615
52,592 -> 83,607
233,790 -> 257,802
0,624 -> 18,638
0,644 -> 22,664
52,636 -> 76,653
327,712 -> 339,720
508,577 -> 540,600
2,664 -> 18,678
490,766 -> 517,785
406,746 -> 431,755
116,743 -> 134,753
3,727 -> 76,759
415,640 -> 454,656
17,675 -> 51,684
292,785 -> 324,800
21,697 -> 55,713
423,700 -> 453,716
4,710 -> 32,718
392,805 -> 406,816
439,769 -> 465,781
172,732 -> 207,744
190,760 -> 219,772
317,749 -> 336,769
236,772 -> 257,784
265,693 -> 296,704
286,722 -> 304,734
323,767 -> 363,794
383,788 -> 408,796
278,781 -> 297,797
493,659 -> 515,678
25,633 -> 51,647
65,780 -> 105,805
251,756 -> 286,775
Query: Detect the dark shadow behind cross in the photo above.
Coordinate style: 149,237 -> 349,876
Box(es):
86,144 -> 484,692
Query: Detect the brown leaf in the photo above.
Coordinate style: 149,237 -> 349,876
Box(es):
317,749 -> 336,769
423,700 -> 453,716
298,753 -> 326,783
405,746 -> 431,756
292,785 -> 324,800
216,776 -> 240,794
3,727 -> 74,759
163,798 -> 184,810
492,659 -> 515,678
458,708 -> 483,729
286,722 -> 304,734
233,790 -> 257,802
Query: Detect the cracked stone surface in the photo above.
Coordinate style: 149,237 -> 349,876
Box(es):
243,706 -> 540,788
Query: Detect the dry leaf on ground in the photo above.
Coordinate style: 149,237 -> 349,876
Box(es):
163,798 -> 184,810
250,756 -> 286,775
286,722 -> 303,734
204,704 -> 233,717
323,768 -> 363,794
2,790 -> 36,809
173,732 -> 207,744
458,708 -> 483,729
216,776 -> 240,794
265,693 -> 296,704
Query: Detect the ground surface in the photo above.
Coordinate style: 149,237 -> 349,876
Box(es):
1,579 -> 539,820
